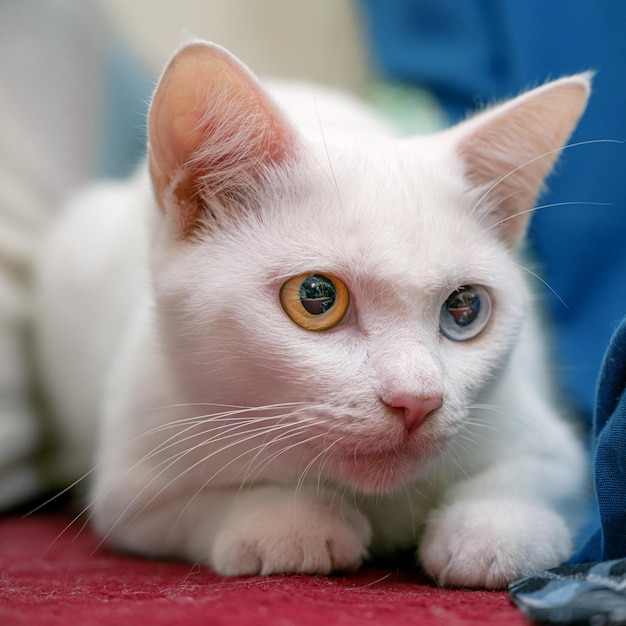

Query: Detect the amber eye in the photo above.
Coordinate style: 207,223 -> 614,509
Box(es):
280,273 -> 350,331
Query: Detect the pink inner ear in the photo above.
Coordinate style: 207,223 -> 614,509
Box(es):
457,78 -> 590,248
148,42 -> 297,237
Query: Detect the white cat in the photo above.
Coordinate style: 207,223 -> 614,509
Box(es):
35,40 -> 590,589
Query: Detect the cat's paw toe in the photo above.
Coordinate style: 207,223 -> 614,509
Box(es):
210,491 -> 371,576
419,500 -> 572,589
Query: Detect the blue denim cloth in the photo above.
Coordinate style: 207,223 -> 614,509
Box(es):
571,317 -> 626,563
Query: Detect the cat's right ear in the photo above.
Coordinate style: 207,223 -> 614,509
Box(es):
148,41 -> 298,238
448,74 -> 591,249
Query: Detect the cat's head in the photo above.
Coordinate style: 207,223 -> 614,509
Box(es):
146,41 -> 589,493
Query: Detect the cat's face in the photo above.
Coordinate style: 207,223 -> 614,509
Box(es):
146,42 -> 589,493
152,139 -> 528,492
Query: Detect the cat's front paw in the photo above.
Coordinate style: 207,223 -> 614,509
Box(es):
419,500 -> 572,589
210,489 -> 371,576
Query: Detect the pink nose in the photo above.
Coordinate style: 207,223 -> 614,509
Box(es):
385,395 -> 443,433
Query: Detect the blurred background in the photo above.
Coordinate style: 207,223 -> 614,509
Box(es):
99,0 -> 371,89
0,0 -> 625,512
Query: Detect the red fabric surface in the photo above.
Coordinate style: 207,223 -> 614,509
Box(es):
0,509 -> 531,626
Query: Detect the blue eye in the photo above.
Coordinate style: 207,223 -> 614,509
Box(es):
440,285 -> 491,341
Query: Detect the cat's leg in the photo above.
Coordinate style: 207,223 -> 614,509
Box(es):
419,496 -> 572,589
418,454 -> 584,589
92,482 -> 371,576
200,485 -> 371,575
417,328 -> 588,589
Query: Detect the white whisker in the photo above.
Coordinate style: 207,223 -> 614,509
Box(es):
484,200 -> 612,233
513,262 -> 569,309
294,435 -> 345,498
468,138 -> 622,220
172,429 -> 339,532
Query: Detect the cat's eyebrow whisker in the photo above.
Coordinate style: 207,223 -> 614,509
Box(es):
513,262 -> 570,310
469,187 -> 524,230
484,200 -> 613,235
468,138 -> 622,219
312,96 -> 345,211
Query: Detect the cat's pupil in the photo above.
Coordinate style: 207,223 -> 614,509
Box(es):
447,287 -> 480,326
299,274 -> 336,315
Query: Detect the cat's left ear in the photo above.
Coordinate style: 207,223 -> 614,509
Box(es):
451,73 -> 591,248
148,41 -> 298,238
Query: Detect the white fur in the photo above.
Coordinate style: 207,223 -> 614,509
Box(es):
35,42 -> 589,588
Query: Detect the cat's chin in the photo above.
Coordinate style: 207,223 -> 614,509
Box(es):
323,446 -> 437,495
289,423 -> 452,494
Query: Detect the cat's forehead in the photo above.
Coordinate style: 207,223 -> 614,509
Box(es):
251,135 -> 511,293
307,133 -> 464,222
297,142 -> 483,254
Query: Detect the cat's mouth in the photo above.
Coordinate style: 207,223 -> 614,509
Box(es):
265,402 -> 455,493
308,432 -> 447,494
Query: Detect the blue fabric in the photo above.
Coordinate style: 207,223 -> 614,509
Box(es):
572,317 -> 626,563
360,0 -> 626,422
